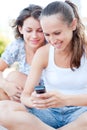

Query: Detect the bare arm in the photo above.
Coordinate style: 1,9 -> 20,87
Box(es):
0,58 -> 22,101
21,45 -> 49,107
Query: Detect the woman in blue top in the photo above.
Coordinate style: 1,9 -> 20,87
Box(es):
0,4 -> 45,102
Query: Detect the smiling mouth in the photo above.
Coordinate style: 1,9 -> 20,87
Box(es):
54,42 -> 62,48
31,40 -> 39,44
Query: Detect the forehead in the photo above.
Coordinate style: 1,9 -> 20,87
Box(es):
40,14 -> 67,32
23,17 -> 41,28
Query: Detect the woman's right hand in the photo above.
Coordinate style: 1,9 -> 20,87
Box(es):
4,81 -> 23,102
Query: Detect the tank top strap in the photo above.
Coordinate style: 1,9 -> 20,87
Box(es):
48,45 -> 55,67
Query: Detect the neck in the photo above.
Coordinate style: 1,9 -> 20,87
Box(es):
25,44 -> 37,56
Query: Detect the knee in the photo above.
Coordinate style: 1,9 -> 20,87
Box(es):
6,71 -> 20,81
6,71 -> 27,87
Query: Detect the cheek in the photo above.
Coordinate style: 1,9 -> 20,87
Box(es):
40,34 -> 45,40
64,31 -> 73,41
23,33 -> 30,41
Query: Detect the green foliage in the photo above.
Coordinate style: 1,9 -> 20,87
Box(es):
0,40 -> 6,56
0,35 -> 10,57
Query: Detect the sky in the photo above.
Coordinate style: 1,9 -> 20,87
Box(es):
1,0 -> 62,39
0,0 -> 87,27
0,0 -> 87,39
0,0 -> 64,27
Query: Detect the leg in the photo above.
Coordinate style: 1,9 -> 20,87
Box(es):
0,100 -> 54,130
0,88 -> 10,100
6,71 -> 27,88
58,112 -> 87,130
0,100 -> 87,130
0,71 -> 27,100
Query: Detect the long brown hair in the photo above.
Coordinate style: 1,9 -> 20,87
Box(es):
40,1 -> 86,70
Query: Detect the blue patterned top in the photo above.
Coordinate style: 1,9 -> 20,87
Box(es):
1,38 -> 30,75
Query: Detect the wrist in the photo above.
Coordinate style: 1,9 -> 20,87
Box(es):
64,94 -> 73,106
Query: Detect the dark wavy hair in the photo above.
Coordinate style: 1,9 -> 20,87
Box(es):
11,4 -> 42,39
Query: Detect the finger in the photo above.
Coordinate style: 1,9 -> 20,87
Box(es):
32,96 -> 54,104
12,92 -> 21,99
33,103 -> 46,109
31,91 -> 37,96
11,96 -> 20,102
36,92 -> 52,99
16,92 -> 22,97
17,87 -> 23,91
33,101 -> 57,109
33,97 -> 57,108
16,85 -> 23,91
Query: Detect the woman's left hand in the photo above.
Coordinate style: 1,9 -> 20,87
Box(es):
32,91 -> 67,109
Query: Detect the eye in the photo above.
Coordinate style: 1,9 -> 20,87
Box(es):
37,29 -> 43,33
25,28 -> 32,32
54,32 -> 61,35
44,33 -> 49,36
26,30 -> 32,32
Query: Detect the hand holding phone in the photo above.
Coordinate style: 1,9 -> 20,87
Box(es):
34,85 -> 46,94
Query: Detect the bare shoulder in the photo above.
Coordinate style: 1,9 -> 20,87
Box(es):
35,44 -> 50,57
37,43 -> 49,51
33,44 -> 50,68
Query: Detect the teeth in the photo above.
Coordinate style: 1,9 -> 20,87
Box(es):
54,43 -> 61,48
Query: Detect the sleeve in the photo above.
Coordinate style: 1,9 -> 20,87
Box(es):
1,40 -> 19,65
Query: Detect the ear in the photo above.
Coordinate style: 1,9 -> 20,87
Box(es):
71,18 -> 77,31
18,26 -> 23,34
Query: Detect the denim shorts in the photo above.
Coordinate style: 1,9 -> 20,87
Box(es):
27,106 -> 87,129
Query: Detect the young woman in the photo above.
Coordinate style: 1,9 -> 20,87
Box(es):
21,0 -> 87,129
0,1 -> 87,130
0,4 -> 45,102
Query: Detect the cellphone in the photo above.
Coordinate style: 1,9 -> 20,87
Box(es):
34,85 -> 46,94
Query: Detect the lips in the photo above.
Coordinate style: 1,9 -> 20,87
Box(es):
53,42 -> 62,49
31,40 -> 39,44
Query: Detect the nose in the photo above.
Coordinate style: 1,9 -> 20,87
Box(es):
32,31 -> 38,38
49,36 -> 57,45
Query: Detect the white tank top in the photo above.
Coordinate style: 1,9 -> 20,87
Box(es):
43,45 -> 87,95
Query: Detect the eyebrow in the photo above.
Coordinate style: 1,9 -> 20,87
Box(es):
25,27 -> 42,30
